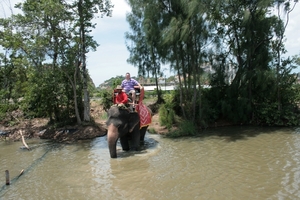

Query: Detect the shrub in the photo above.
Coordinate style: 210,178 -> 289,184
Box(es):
159,105 -> 175,130
99,89 -> 113,112
159,92 -> 176,130
167,120 -> 197,138
147,127 -> 156,134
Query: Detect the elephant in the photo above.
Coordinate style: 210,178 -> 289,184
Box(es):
106,105 -> 150,158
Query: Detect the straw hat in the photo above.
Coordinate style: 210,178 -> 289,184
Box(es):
116,85 -> 122,90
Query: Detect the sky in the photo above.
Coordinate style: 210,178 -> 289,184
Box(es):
1,0 -> 300,86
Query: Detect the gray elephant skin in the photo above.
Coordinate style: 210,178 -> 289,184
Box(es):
106,106 -> 149,158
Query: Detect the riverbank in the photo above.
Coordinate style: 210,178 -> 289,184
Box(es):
0,99 -> 235,143
0,100 -> 167,143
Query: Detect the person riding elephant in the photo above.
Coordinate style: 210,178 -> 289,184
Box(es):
114,85 -> 128,105
106,86 -> 152,158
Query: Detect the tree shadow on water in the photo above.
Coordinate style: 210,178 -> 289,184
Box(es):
198,125 -> 295,142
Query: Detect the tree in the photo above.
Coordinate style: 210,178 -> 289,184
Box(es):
126,0 -> 214,124
70,0 -> 113,122
272,0 -> 298,111
126,0 -> 165,104
0,0 -> 113,125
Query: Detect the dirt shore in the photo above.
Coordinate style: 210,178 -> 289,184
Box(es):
0,101 -> 165,143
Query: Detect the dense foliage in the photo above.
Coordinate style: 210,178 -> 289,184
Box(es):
0,0 -> 112,126
1,0 -> 300,133
125,0 -> 300,133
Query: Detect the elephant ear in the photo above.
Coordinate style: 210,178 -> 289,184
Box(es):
128,112 -> 140,132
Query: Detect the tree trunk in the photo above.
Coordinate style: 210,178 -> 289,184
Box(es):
73,64 -> 82,124
79,0 -> 90,122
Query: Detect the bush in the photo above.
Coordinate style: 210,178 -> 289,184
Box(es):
159,105 -> 175,130
159,92 -> 176,130
0,103 -> 19,120
253,102 -> 300,126
147,127 -> 157,134
167,120 -> 197,138
99,89 -> 113,112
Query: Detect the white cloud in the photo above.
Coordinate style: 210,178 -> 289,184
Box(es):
110,0 -> 131,18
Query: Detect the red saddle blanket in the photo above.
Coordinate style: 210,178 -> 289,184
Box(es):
136,88 -> 152,128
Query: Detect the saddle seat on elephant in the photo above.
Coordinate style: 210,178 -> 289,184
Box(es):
112,86 -> 151,127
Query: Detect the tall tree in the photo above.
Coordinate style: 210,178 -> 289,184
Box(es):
126,0 -> 165,103
272,0 -> 298,111
208,0 -> 277,122
153,0 -> 213,122
71,0 -> 113,122
126,0 -> 214,123
0,0 -> 112,124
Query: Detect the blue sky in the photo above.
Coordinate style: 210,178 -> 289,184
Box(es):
88,0 -> 136,86
1,0 -> 300,86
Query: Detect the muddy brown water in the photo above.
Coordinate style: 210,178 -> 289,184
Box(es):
1,126 -> 300,199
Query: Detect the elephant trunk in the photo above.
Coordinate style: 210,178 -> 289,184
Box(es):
107,124 -> 119,158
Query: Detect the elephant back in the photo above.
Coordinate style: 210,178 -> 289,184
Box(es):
107,105 -> 130,118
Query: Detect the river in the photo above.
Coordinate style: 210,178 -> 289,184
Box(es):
1,126 -> 300,199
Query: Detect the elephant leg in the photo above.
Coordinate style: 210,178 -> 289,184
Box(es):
120,136 -> 130,151
139,126 -> 148,142
107,124 -> 119,158
130,125 -> 140,151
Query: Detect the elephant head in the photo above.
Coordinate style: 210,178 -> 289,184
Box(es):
106,106 -> 140,158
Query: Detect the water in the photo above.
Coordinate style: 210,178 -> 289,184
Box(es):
1,126 -> 300,199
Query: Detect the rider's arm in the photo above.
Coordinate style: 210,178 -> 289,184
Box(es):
134,80 -> 142,89
138,83 -> 143,89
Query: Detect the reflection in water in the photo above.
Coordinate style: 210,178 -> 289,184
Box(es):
1,127 -> 300,199
276,128 -> 300,198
